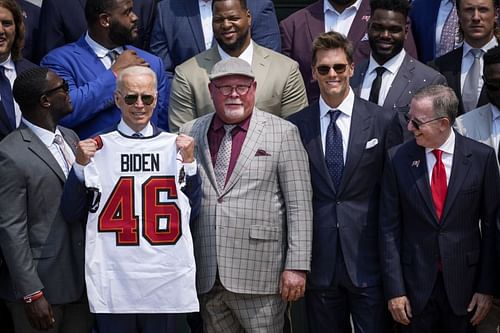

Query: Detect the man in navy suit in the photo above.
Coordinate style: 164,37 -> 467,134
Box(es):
150,0 -> 281,81
40,0 -> 169,139
288,31 -> 402,333
17,0 -> 41,62
380,84 -> 499,332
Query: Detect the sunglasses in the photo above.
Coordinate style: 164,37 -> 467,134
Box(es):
316,64 -> 349,75
405,114 -> 447,130
43,80 -> 69,95
122,93 -> 155,105
483,77 -> 500,92
213,84 -> 252,96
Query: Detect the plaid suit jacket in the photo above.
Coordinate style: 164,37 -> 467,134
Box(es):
181,110 -> 313,295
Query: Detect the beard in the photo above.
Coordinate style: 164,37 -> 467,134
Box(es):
215,26 -> 250,54
109,20 -> 138,46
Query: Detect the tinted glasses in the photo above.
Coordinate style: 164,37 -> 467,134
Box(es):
43,80 -> 69,95
122,93 -> 155,105
404,113 -> 447,130
316,64 -> 348,75
213,84 -> 252,96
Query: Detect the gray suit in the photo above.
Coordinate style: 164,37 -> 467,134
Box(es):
0,124 -> 85,304
180,110 -> 313,295
169,42 -> 308,132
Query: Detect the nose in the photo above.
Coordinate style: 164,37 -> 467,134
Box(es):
131,10 -> 138,23
472,8 -> 480,20
407,119 -> 416,132
229,87 -> 239,97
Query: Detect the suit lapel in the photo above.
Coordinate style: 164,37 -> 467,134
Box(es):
306,2 -> 325,42
347,0 -> 370,43
184,1 -> 206,53
351,61 -> 368,95
383,55 -> 414,109
195,115 -> 220,195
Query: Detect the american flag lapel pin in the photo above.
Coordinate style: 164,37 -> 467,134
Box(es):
411,160 -> 420,168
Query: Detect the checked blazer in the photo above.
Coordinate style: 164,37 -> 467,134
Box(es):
180,110 -> 313,295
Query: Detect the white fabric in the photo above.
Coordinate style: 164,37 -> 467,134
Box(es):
323,0 -> 362,37
217,40 -> 254,66
83,131 -> 198,313
85,32 -> 124,69
199,0 -> 213,50
460,38 -> 498,95
425,130 -> 455,185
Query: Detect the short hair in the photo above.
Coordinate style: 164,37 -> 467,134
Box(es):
484,45 -> 500,66
312,31 -> 354,66
212,0 -> 248,10
369,0 -> 411,17
13,67 -> 49,111
85,0 -> 116,25
456,0 -> 500,42
116,66 -> 157,91
412,85 -> 459,125
0,0 -> 25,60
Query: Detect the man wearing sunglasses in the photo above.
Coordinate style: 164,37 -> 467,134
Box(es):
455,45 -> 500,333
288,31 -> 402,333
380,84 -> 499,332
61,65 -> 202,333
350,0 -> 446,141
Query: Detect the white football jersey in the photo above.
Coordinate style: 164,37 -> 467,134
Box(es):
83,131 -> 198,313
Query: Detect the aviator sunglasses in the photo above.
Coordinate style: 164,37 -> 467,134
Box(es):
404,113 -> 447,130
122,93 -> 155,105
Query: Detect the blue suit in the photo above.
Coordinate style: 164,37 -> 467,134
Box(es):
18,0 -> 41,62
409,0 -> 441,63
149,0 -> 281,80
40,36 -> 169,139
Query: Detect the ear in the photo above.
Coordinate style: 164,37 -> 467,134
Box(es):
114,91 -> 121,107
99,12 -> 111,28
39,94 -> 50,108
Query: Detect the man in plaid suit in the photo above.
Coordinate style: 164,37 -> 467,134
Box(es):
180,57 -> 313,333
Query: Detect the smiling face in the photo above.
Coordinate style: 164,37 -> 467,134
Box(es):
368,9 -> 407,64
0,6 -> 15,62
458,0 -> 498,47
312,48 -> 354,108
212,0 -> 251,56
407,97 -> 451,148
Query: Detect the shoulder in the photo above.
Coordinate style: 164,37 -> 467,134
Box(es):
456,131 -> 495,154
41,38 -> 87,63
280,1 -> 321,26
255,109 -> 299,133
430,47 -> 462,69
287,103 -> 317,124
181,113 -> 213,135
406,56 -> 444,78
176,48 -> 215,73
254,44 -> 299,68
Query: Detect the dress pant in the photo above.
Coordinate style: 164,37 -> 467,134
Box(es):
95,313 -> 175,333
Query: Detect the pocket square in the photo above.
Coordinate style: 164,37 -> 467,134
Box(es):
365,138 -> 379,149
255,149 -> 271,156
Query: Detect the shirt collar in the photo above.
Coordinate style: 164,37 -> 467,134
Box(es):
425,129 -> 455,156
211,112 -> 252,132
0,54 -> 14,70
85,31 -> 124,59
217,40 -> 254,66
367,49 -> 406,75
22,117 -> 63,147
324,0 -> 362,14
462,37 -> 498,58
491,103 -> 500,121
117,119 -> 154,137
319,87 -> 355,119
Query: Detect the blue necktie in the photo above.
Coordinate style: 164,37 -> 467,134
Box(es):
0,66 -> 15,129
325,110 -> 344,190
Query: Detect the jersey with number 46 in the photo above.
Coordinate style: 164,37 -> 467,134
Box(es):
83,131 -> 198,313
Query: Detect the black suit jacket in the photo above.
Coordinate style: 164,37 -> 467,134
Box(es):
380,134 -> 499,315
429,46 -> 490,116
288,96 -> 402,289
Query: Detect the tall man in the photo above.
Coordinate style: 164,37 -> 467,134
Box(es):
61,66 -> 202,333
168,0 -> 307,133
350,0 -> 446,140
180,57 -> 313,332
279,0 -> 418,102
380,85 -> 499,332
41,0 -> 168,139
288,31 -> 402,333
430,0 -> 500,115
0,67 -> 92,332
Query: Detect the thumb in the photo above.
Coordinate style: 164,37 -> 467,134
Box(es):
468,294 -> 478,312
405,299 -> 413,318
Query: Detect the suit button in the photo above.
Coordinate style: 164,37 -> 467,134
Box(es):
336,201 -> 341,205
77,242 -> 82,246
217,198 -> 223,203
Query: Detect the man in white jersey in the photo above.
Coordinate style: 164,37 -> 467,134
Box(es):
61,66 -> 202,333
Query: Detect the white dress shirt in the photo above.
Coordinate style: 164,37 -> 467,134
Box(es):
199,0 -> 213,50
425,129 -> 455,186
217,40 -> 254,66
0,55 -> 21,127
85,32 -> 124,69
460,38 -> 498,96
324,0 -> 363,37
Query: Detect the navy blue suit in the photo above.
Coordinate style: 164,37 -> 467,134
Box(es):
288,97 -> 402,332
409,0 -> 441,63
149,0 -> 281,80
18,0 -> 41,62
40,36 -> 169,139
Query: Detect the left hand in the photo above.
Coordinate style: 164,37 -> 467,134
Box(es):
176,134 -> 195,163
279,270 -> 306,302
468,292 -> 493,325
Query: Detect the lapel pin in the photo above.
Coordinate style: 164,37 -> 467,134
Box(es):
411,160 -> 420,168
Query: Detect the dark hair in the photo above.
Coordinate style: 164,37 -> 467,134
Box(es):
413,85 -> 459,125
456,0 -> 500,42
212,0 -> 248,10
312,31 -> 354,66
0,0 -> 25,60
85,0 -> 116,24
13,67 -> 49,111
369,0 -> 411,17
484,45 -> 500,66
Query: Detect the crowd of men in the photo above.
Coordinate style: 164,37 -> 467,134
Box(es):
0,0 -> 498,332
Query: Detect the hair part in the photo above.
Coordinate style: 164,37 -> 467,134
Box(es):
311,31 -> 354,66
85,0 -> 117,25
13,67 -> 49,112
369,0 -> 411,17
413,85 -> 459,125
116,66 -> 157,91
0,0 -> 25,60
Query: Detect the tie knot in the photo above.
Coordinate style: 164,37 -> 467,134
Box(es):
470,48 -> 483,58
329,109 -> 342,122
375,66 -> 386,76
432,149 -> 443,160
107,50 -> 119,63
54,134 -> 64,145
223,124 -> 236,135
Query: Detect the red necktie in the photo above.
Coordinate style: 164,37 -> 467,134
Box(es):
431,149 -> 447,221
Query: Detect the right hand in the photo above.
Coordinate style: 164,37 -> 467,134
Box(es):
388,295 -> 412,325
111,50 -> 149,74
24,295 -> 55,331
76,138 -> 98,166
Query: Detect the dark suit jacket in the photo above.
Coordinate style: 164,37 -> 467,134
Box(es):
19,0 -> 41,62
409,0 -> 441,63
0,58 -> 38,141
351,54 -> 447,140
40,36 -> 169,139
150,0 -> 281,80
288,96 -> 402,289
380,134 -> 499,315
35,0 -> 157,62
0,124 -> 86,303
280,0 -> 418,103
429,46 -> 490,116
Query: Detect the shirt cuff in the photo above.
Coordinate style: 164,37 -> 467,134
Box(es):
73,162 -> 86,182
183,160 -> 197,176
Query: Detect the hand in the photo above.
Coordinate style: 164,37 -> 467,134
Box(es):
468,292 -> 493,325
388,296 -> 412,325
111,50 -> 149,75
279,270 -> 306,302
24,295 -> 55,331
176,134 -> 195,163
75,138 -> 98,165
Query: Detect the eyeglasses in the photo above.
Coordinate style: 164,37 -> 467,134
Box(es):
483,77 -> 500,92
315,64 -> 349,75
405,114 -> 447,130
43,80 -> 69,95
213,84 -> 252,96
122,93 -> 155,105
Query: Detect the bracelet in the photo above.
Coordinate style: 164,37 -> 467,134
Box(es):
23,290 -> 43,304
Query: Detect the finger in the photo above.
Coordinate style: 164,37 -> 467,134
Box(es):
405,300 -> 413,318
281,285 -> 290,301
468,295 -> 478,312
